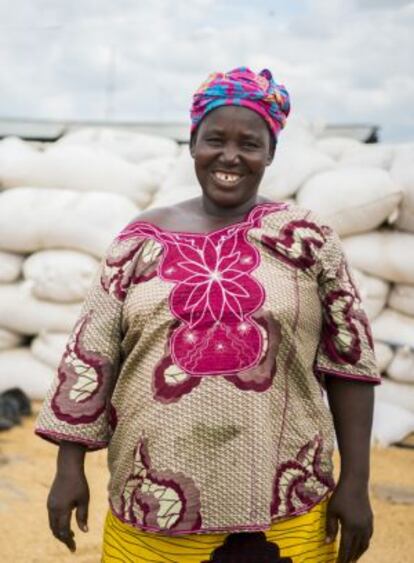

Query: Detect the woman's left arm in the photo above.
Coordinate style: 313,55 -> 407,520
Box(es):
325,377 -> 374,563
311,219 -> 381,563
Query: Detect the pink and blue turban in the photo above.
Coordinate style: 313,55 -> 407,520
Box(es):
190,66 -> 290,139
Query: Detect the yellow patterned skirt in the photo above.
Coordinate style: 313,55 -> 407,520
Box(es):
102,500 -> 337,562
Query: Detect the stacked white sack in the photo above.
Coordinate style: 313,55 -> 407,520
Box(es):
23,250 -> 99,303
0,348 -> 55,398
0,328 -> 25,351
0,135 -> 176,207
0,187 -> 138,257
54,127 -> 180,164
0,128 -> 413,445
390,144 -> 414,232
0,250 -> 24,283
296,167 -> 403,236
0,185 -> 139,397
149,146 -> 200,208
292,138 -> 414,444
30,332 -> 68,370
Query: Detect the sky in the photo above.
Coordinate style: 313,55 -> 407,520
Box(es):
0,0 -> 413,142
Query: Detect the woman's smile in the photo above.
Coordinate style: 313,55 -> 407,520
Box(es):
211,170 -> 244,188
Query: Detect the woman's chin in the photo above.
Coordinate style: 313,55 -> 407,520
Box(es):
202,185 -> 248,207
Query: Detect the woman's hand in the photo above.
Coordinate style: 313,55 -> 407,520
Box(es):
326,480 -> 373,563
47,441 -> 89,552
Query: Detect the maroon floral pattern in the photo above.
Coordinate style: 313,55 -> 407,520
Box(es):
101,237 -> 162,301
261,219 -> 327,269
51,313 -> 114,424
321,260 -> 374,365
271,435 -> 334,518
120,436 -> 202,532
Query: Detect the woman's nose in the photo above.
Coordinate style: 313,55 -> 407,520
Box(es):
218,143 -> 240,164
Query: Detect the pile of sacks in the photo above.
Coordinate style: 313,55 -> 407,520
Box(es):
0,120 -> 413,446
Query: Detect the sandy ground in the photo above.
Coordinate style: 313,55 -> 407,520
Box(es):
0,410 -> 413,563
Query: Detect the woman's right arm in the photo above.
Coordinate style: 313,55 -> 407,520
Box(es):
35,236 -> 143,549
47,441 -> 89,552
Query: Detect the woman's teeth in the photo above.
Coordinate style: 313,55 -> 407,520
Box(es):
213,171 -> 242,185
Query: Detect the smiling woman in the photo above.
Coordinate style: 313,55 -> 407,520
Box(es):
36,67 -> 379,563
190,105 -> 274,208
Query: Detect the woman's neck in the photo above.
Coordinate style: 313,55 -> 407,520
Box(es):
199,194 -> 262,219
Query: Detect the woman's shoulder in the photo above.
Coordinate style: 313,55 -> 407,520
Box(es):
264,199 -> 326,227
125,198 -> 201,232
126,206 -> 178,229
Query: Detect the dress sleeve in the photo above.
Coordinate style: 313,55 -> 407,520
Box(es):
314,226 -> 381,385
35,235 -> 148,450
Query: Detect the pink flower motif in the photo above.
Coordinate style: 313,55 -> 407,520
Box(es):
224,311 -> 282,392
153,310 -> 281,403
161,228 -> 265,376
117,203 -> 286,379
153,322 -> 202,404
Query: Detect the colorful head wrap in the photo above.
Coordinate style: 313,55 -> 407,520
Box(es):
190,66 -> 290,140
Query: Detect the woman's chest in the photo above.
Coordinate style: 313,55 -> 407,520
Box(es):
121,233 -> 322,338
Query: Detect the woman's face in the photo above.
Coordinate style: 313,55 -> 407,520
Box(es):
190,105 -> 274,208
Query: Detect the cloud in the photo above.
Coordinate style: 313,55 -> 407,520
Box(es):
0,0 -> 413,141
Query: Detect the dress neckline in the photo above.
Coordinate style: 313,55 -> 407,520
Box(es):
128,202 -> 282,237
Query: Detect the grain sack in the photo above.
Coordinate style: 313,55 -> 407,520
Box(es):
297,168 -> 402,237
390,144 -> 414,232
387,346 -> 414,384
0,187 -> 137,257
31,332 -> 68,369
374,341 -> 394,373
0,136 -> 37,166
371,309 -> 414,349
372,401 -> 414,447
0,144 -> 157,207
260,144 -> 335,200
0,282 -> 80,335
149,184 -> 200,209
339,144 -> 395,170
352,269 -> 389,320
280,116 -> 315,146
342,231 -> 414,284
55,127 -> 179,164
0,250 -> 24,283
0,328 -> 25,351
315,137 -> 362,160
135,157 -> 177,192
23,250 -> 99,302
0,348 -> 54,399
376,379 -> 414,413
388,283 -> 414,316
160,147 -> 198,192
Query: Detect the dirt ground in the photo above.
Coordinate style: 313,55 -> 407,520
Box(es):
1,409 -> 413,563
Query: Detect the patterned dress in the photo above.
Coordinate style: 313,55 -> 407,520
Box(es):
36,201 -> 380,540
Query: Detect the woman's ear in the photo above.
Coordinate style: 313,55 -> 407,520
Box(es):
189,133 -> 196,158
266,138 -> 276,165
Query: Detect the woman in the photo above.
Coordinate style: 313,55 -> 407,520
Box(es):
36,67 -> 380,563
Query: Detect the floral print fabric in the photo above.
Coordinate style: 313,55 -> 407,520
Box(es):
36,202 -> 380,534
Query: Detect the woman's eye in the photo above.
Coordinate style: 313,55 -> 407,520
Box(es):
243,142 -> 259,149
205,137 -> 223,145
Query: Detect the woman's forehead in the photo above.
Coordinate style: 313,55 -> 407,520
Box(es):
198,106 -> 270,136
